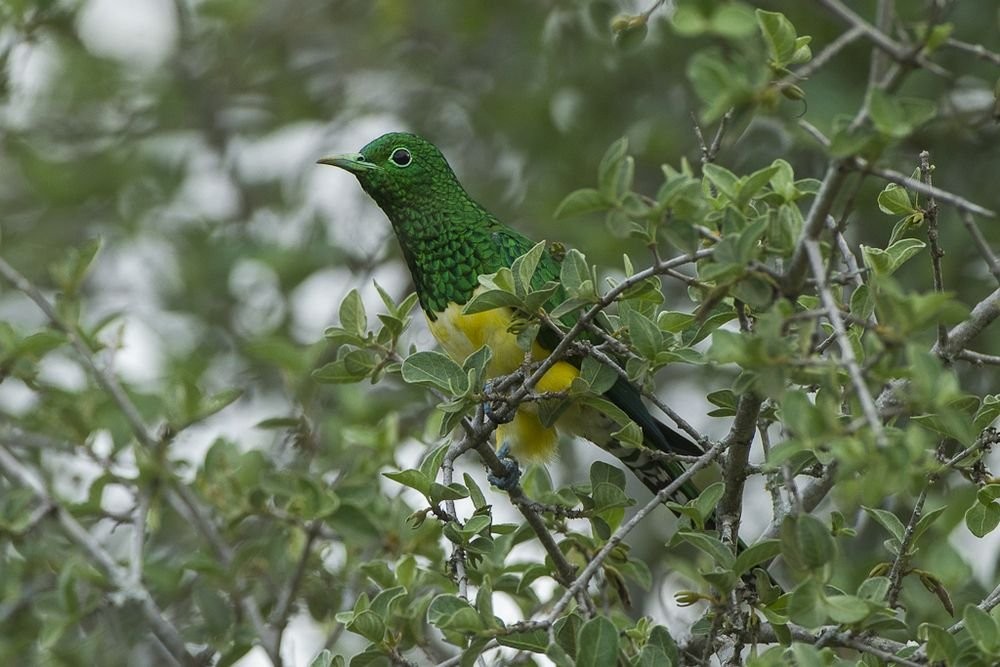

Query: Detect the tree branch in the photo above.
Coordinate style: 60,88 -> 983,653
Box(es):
814,0 -> 950,78
0,444 -> 197,666
783,161 -> 849,295
805,240 -> 886,445
716,394 -> 763,547
0,254 -> 280,666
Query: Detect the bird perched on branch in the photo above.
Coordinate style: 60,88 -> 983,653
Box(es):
319,132 -> 702,500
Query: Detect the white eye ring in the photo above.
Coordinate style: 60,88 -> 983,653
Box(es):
390,147 -> 412,167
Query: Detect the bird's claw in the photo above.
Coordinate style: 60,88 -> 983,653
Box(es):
482,380 -> 514,425
487,443 -> 521,490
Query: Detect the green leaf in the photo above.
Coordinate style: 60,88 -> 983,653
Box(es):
512,241 -> 548,296
974,394 -> 1000,430
755,9 -> 799,67
795,514 -> 835,569
687,49 -> 751,123
339,289 -> 367,336
497,629 -> 548,652
709,3 -> 757,39
693,482 -> 725,525
788,577 -> 827,628
560,248 -> 594,299
850,284 -> 875,320
50,237 -> 103,295
965,500 -> 1000,538
707,329 -> 746,364
346,610 -> 386,643
862,506 -> 906,542
738,164 -> 782,208
781,390 -> 825,438
646,625 -> 679,666
885,238 -> 926,270
430,482 -> 470,503
673,530 -> 735,569
419,443 -> 449,481
768,159 -> 797,201
382,469 -> 431,496
427,595 -> 485,633
626,310 -> 663,359
733,539 -> 781,576
862,239 -> 926,276
702,163 -> 740,202
464,473 -> 487,510
857,576 -> 890,601
590,461 -> 626,491
401,350 -> 468,395
576,616 -> 619,667
919,623 -> 958,663
554,188 -> 611,219
877,184 -> 916,215
911,506 -> 947,544
825,594 -> 870,624
923,22 -> 954,52
579,355 -> 618,395
963,604 -> 1000,653
978,484 -> 1000,503
869,90 -> 937,138
598,136 -> 629,198
312,358 -> 367,384
462,289 -> 523,315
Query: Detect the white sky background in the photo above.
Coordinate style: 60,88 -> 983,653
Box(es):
2,0 -> 997,665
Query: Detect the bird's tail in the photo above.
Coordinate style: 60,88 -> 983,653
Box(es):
599,378 -> 704,505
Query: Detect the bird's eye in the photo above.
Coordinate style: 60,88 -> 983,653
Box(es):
390,148 -> 412,167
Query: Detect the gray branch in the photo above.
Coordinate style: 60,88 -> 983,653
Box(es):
0,444 -> 197,666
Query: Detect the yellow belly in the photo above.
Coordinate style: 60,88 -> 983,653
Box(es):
426,298 -> 581,461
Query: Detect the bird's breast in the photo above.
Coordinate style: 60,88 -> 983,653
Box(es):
425,290 -> 585,463
426,299 -> 525,377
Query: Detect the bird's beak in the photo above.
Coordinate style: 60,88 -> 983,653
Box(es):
316,153 -> 379,173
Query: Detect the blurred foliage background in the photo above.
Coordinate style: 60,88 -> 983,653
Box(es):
1,0 -> 999,665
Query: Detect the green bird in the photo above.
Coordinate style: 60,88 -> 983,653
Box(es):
319,132 -> 702,497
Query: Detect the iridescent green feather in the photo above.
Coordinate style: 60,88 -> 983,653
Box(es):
327,131 -> 703,501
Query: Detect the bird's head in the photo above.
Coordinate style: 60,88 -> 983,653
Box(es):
318,132 -> 468,219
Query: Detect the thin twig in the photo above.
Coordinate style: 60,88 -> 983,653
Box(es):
853,159 -> 996,218
814,0 -> 951,79
716,394 -> 764,547
784,162 -> 849,295
759,463 -> 838,542
805,240 -> 886,445
945,37 -> 1000,66
956,349 -> 1000,366
919,150 -> 946,348
885,485 -> 929,607
755,622 -> 920,667
780,25 -> 865,88
541,439 -> 727,622
960,212 -> 1000,284
272,521 -> 321,645
442,438 -> 471,599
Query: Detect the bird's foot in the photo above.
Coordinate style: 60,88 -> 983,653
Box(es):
487,443 -> 521,490
482,380 -> 514,425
